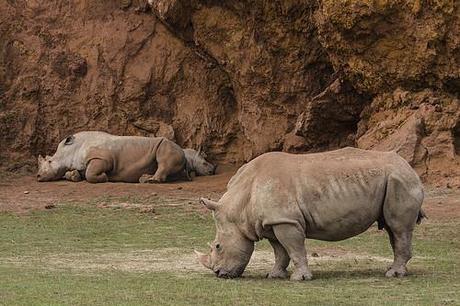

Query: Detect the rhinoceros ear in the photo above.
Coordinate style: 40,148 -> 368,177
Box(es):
64,135 -> 75,145
199,197 -> 219,211
194,250 -> 211,269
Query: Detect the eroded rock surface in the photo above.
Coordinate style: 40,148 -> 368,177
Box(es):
357,89 -> 460,186
0,0 -> 458,184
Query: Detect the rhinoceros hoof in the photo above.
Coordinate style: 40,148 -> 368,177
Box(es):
385,266 -> 407,278
266,269 -> 289,279
139,175 -> 157,184
290,270 -> 313,281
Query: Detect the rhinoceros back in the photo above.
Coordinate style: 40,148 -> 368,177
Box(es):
223,147 -> 423,242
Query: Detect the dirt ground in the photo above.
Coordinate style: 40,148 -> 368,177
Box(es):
0,166 -> 234,213
0,167 -> 459,220
0,167 -> 459,306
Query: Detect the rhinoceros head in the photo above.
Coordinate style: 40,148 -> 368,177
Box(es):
185,148 -> 217,176
37,135 -> 76,181
37,155 -> 63,181
195,198 -> 254,278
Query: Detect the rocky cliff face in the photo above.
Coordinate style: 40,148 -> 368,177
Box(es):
315,0 -> 459,186
0,0 -> 458,185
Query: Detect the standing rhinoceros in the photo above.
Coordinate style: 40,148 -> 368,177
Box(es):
195,147 -> 425,280
37,131 -> 187,183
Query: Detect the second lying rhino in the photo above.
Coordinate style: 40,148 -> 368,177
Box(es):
37,131 -> 212,183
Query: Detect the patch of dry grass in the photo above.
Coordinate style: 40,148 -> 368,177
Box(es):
0,196 -> 458,305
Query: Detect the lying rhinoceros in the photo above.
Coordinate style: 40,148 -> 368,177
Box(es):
183,148 -> 217,176
195,147 -> 425,280
37,131 -> 188,183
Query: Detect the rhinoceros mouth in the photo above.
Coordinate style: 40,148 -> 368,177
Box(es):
216,271 -> 238,279
214,267 -> 245,279
37,173 -> 62,182
37,174 -> 53,182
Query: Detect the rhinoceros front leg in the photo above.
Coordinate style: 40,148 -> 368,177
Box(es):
272,224 -> 312,281
267,239 -> 290,279
64,170 -> 82,182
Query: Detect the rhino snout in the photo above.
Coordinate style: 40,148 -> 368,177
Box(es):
215,269 -> 232,279
214,267 -> 244,279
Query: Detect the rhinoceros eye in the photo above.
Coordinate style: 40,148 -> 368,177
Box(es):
215,243 -> 221,250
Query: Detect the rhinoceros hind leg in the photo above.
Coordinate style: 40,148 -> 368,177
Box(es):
267,239 -> 290,279
139,167 -> 168,184
382,173 -> 422,278
272,224 -> 312,281
86,172 -> 108,183
151,140 -> 187,183
152,166 -> 168,183
385,230 -> 412,277
149,158 -> 185,183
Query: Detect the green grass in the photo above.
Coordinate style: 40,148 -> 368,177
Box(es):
0,197 -> 459,305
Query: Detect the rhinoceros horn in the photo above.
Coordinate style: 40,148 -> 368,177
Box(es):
194,250 -> 211,269
38,155 -> 44,163
199,197 -> 219,211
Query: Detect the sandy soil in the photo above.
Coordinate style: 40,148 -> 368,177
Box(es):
0,248 -> 401,275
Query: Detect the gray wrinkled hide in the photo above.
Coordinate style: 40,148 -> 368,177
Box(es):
198,147 -> 424,280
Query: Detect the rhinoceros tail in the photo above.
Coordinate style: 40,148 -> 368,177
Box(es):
416,209 -> 427,225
